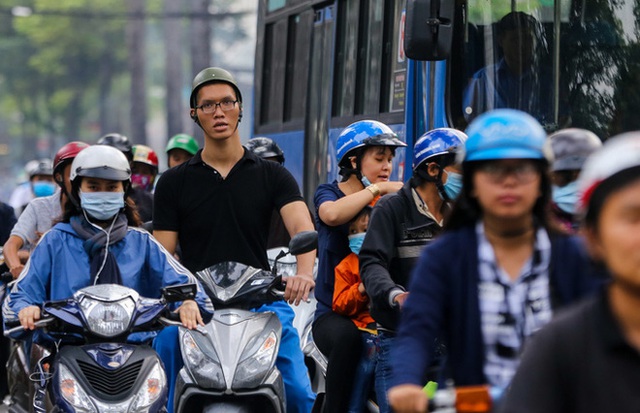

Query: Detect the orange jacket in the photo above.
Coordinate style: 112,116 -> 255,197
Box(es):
332,253 -> 375,330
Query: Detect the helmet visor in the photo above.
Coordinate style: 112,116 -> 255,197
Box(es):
76,167 -> 131,182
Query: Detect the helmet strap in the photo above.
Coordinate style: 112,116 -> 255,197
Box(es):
416,164 -> 450,201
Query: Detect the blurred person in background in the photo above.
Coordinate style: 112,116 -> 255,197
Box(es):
97,133 -> 154,224
9,159 -> 55,216
244,136 -> 292,249
166,133 -> 199,168
547,128 -> 602,233
130,144 -> 158,223
500,133 -> 640,413
3,142 -> 89,279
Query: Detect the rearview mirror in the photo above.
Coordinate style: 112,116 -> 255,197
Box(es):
404,0 -> 454,61
162,284 -> 197,303
288,231 -> 318,256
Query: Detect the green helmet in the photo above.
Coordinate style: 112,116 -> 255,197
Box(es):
190,67 -> 242,108
166,134 -> 199,155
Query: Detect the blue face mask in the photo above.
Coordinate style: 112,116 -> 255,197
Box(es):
32,182 -> 56,198
348,233 -> 366,255
552,181 -> 579,215
80,191 -> 125,221
440,170 -> 463,201
361,176 -> 372,187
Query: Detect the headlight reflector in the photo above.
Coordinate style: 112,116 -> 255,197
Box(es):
79,296 -> 135,337
233,331 -> 278,389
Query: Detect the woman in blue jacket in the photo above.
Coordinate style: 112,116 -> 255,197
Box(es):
3,145 -> 213,412
387,109 -> 601,413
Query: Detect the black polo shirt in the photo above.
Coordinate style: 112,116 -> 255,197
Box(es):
153,149 -> 303,273
500,289 -> 640,413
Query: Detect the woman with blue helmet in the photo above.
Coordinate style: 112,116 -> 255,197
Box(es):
387,109 -> 602,413
359,127 -> 466,412
313,119 -> 406,412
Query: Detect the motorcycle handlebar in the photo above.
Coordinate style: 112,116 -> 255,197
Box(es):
160,316 -> 208,335
3,317 -> 55,337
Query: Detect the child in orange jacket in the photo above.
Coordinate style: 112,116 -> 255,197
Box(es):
333,206 -> 377,413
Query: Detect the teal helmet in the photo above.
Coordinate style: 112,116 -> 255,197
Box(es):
461,109 -> 551,163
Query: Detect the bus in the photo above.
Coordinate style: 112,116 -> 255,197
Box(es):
254,0 -> 640,203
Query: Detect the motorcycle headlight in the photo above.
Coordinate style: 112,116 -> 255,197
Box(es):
233,330 -> 278,389
59,363 -> 97,413
79,296 -> 135,337
129,362 -> 166,412
181,330 -> 225,389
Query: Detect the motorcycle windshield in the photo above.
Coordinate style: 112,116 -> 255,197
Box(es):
196,262 -> 268,304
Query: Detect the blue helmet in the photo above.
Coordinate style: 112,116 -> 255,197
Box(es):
412,128 -> 467,171
336,120 -> 406,167
461,109 -> 551,163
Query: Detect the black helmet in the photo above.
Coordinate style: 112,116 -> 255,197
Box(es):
97,133 -> 133,162
244,137 -> 285,165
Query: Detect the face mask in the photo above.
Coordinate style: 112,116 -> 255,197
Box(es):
348,233 -> 366,255
80,191 -> 125,221
440,170 -> 463,201
552,181 -> 579,215
131,174 -> 153,191
32,182 -> 56,198
361,176 -> 372,187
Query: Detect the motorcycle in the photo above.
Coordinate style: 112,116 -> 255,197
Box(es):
266,245 -> 326,396
173,230 -> 318,413
267,247 -> 379,413
4,282 -> 197,413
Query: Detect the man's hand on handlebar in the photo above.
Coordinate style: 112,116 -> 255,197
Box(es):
282,274 -> 315,306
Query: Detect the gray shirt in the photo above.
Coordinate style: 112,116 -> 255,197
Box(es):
10,191 -> 63,247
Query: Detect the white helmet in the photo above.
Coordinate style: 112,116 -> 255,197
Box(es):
69,145 -> 131,182
577,132 -> 640,215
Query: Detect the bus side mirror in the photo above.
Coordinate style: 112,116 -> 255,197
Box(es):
404,0 -> 454,61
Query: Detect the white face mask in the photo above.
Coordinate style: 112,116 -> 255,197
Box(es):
79,190 -> 125,220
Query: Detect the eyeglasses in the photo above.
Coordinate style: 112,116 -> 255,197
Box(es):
195,100 -> 238,114
477,161 -> 539,183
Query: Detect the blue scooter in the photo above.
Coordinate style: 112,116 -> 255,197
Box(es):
4,283 -> 196,413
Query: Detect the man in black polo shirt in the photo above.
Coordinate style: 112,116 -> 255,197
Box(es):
153,67 -> 316,413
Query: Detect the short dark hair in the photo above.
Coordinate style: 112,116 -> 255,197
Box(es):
497,11 -> 539,35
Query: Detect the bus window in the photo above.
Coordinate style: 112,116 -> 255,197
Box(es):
284,11 -> 314,123
332,1 -> 360,118
451,0 -> 640,139
333,0 -> 406,119
260,19 -> 287,126
355,0 -> 384,115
